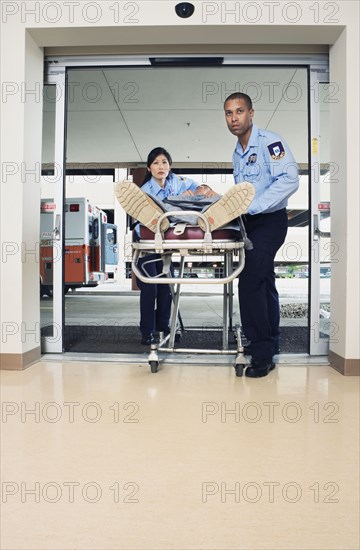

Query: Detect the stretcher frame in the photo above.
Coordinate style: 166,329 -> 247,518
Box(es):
131,210 -> 248,375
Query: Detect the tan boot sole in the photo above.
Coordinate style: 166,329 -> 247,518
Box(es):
115,180 -> 169,233
198,182 -> 255,232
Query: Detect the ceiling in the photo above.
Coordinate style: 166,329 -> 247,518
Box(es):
42,64 -> 328,167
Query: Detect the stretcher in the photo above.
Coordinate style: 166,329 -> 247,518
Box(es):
131,210 -> 248,376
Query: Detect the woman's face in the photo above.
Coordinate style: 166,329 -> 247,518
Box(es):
149,154 -> 170,185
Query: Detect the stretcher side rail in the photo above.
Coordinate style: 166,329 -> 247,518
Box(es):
132,247 -> 244,285
132,208 -> 245,285
133,239 -> 243,252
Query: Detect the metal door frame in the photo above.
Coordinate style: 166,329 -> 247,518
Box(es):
44,54 -> 330,356
309,66 -> 331,355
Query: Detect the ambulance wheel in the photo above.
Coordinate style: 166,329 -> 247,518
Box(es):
234,363 -> 244,377
150,361 -> 159,374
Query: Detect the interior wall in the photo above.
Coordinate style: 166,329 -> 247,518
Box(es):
0,30 -> 44,359
0,1 -> 359,368
330,28 -> 360,361
22,33 -> 44,355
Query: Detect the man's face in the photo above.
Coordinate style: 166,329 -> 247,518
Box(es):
224,98 -> 254,138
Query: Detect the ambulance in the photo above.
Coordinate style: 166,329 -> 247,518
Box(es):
40,197 -> 118,296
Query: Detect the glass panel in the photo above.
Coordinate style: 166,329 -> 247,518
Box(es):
42,84 -> 57,174
66,66 -> 307,164
40,84 -> 57,338
318,83 -> 331,344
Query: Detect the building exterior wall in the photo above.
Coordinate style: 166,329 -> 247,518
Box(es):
0,1 -> 359,371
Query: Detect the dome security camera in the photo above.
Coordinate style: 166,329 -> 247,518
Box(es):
175,3 -> 195,18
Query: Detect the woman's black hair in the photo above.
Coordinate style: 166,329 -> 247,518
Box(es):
142,147 -> 173,185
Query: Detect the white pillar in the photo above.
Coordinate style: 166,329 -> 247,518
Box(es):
0,30 -> 44,368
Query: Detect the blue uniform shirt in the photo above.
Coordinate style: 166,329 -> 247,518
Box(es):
232,124 -> 299,215
141,172 -> 199,200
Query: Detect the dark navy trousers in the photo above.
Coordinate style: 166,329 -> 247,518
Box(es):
239,208 -> 288,361
136,254 -> 172,337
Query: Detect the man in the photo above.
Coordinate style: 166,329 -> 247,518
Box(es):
224,92 -> 299,378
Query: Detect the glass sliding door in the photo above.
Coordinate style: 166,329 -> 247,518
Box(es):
41,55 -> 329,357
309,72 -> 332,354
40,69 -> 67,353
62,64 -> 309,354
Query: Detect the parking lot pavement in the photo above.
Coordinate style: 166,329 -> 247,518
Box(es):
74,277 -> 330,301
41,278 -> 329,330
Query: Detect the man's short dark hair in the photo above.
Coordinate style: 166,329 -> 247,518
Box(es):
224,93 -> 253,110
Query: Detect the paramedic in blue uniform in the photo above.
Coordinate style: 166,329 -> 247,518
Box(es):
224,93 -> 299,377
137,147 -> 216,345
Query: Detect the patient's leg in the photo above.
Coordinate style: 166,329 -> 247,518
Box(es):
197,182 -> 255,232
116,180 -> 169,233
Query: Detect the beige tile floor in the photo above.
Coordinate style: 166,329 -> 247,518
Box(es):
1,361 -> 359,550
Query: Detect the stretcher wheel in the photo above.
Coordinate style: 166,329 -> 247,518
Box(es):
234,364 -> 244,377
150,361 -> 159,373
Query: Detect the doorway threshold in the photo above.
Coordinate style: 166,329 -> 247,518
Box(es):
41,352 -> 329,367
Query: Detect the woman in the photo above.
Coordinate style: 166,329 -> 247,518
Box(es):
136,147 -> 217,345
117,146 -> 253,344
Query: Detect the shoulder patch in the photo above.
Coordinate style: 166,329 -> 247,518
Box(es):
267,141 -> 285,160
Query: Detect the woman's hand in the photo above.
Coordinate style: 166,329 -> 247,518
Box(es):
195,185 -> 219,198
180,185 -> 219,198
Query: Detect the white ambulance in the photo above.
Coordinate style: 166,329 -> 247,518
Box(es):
40,197 -> 118,296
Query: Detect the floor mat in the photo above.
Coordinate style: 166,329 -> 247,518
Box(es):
61,325 -> 308,354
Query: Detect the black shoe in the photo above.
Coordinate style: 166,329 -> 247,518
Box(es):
245,360 -> 276,378
141,334 -> 155,345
